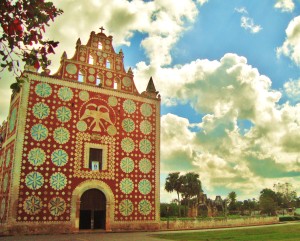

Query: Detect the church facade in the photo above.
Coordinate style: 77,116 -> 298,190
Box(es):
0,29 -> 160,234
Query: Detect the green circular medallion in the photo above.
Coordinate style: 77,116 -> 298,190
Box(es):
48,197 -> 66,216
120,157 -> 134,173
31,124 -> 48,141
25,172 -> 44,190
32,102 -> 50,120
119,199 -> 133,216
23,195 -> 43,215
28,148 -> 46,166
138,199 -> 151,215
120,178 -> 134,194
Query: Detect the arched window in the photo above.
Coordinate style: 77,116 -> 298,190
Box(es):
89,55 -> 94,65
96,75 -> 102,86
98,42 -> 103,50
114,80 -> 118,90
114,78 -> 120,90
78,70 -> 85,83
106,59 -> 111,69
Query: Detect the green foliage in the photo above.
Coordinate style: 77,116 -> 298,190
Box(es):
227,191 -> 238,212
180,172 -> 202,216
164,172 -> 202,217
258,184 -> 299,215
259,188 -> 278,215
279,216 -> 300,222
181,172 -> 202,201
228,191 -> 237,203
165,172 -> 182,199
160,203 -> 185,218
274,183 -> 298,209
10,76 -> 26,93
0,0 -> 63,77
165,172 -> 184,216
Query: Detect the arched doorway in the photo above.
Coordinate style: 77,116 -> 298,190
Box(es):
198,205 -> 208,217
79,189 -> 106,230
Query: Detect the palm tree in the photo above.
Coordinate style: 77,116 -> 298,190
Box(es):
165,172 -> 183,216
181,172 -> 202,215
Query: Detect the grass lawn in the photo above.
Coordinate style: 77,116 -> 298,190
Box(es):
151,223 -> 300,241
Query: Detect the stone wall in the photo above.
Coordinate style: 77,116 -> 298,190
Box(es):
160,216 -> 279,230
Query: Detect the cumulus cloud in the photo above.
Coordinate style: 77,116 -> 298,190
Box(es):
160,114 -> 197,172
136,52 -> 300,199
241,16 -> 262,34
284,78 -> 300,101
46,0 -> 200,72
2,0 -> 300,201
277,16 -> 300,66
274,0 -> 295,12
137,53 -> 281,123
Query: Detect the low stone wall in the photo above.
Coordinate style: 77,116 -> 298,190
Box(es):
1,221 -> 161,236
160,216 -> 279,230
1,217 -> 278,236
111,222 -> 160,232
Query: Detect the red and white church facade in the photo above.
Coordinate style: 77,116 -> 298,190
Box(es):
0,29 -> 160,234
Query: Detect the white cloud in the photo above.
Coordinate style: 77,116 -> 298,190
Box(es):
277,16 -> 300,66
46,0 -> 200,72
197,0 -> 208,5
35,1 -> 300,202
2,0 -> 300,202
136,52 -> 300,200
160,113 -> 196,173
234,7 -> 261,35
1,0 -> 202,122
284,78 -> 300,101
137,53 -> 281,124
234,7 -> 248,14
241,16 -> 262,34
274,0 -> 295,12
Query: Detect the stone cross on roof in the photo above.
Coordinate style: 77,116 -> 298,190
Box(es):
100,26 -> 105,33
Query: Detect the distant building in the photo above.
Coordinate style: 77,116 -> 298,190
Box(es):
0,28 -> 161,234
189,193 -> 224,217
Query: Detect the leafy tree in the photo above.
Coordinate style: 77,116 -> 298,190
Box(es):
260,196 -> 277,216
181,172 -> 202,213
273,182 -> 297,208
243,199 -> 250,210
242,198 -> 259,215
165,172 -> 183,216
227,191 -> 238,213
259,188 -> 278,216
165,172 -> 203,217
0,0 -> 63,80
228,191 -> 237,203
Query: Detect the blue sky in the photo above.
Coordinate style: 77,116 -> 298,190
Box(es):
1,0 -> 300,202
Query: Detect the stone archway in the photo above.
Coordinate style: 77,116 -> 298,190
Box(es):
71,180 -> 114,231
79,189 -> 106,229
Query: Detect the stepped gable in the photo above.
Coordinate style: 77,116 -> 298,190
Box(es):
53,27 -> 139,94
